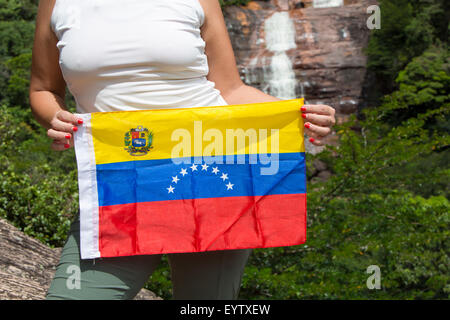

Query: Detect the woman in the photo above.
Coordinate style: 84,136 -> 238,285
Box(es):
30,0 -> 335,300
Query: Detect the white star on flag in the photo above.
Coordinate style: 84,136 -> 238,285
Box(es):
166,163 -> 237,194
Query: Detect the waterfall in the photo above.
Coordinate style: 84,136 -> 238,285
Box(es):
264,12 -> 296,52
266,53 -> 297,99
263,11 -> 299,100
313,0 -> 343,8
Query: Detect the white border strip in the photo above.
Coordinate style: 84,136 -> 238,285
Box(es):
74,113 -> 101,259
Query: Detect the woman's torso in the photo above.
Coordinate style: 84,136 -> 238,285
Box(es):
51,0 -> 228,113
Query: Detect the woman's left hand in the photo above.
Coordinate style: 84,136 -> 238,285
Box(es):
301,104 -> 336,146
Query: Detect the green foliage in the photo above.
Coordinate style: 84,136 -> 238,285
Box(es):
0,0 -> 38,21
0,20 -> 35,106
0,105 -> 78,247
0,0 -> 37,106
3,53 -> 32,107
395,47 -> 449,105
240,193 -> 449,299
366,0 -> 449,96
380,46 -> 450,127
0,20 -> 35,59
147,256 -> 173,299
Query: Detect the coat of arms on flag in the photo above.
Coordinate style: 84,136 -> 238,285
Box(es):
124,125 -> 153,156
74,99 -> 307,259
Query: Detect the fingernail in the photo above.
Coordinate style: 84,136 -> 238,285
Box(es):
77,119 -> 83,125
309,137 -> 315,143
65,134 -> 71,139
301,106 -> 307,112
72,126 -> 78,132
304,123 -> 310,129
64,144 -> 70,149
302,113 -> 307,119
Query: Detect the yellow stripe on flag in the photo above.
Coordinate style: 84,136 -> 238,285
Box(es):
90,98 -> 305,165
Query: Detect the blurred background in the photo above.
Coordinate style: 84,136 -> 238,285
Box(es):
0,0 -> 448,299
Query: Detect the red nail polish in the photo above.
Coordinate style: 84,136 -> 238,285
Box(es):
302,113 -> 307,119
309,137 -> 315,143
65,134 -> 71,139
72,126 -> 78,132
304,123 -> 310,129
301,106 -> 306,112
77,119 -> 83,124
64,144 -> 70,149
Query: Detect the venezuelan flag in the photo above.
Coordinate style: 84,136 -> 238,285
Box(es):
74,99 -> 307,259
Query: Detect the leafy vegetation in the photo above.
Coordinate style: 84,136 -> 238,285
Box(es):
0,0 -> 448,299
365,0 -> 449,107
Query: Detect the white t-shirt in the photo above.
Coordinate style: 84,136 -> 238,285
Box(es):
51,0 -> 228,113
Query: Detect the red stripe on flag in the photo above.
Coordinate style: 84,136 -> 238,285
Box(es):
98,194 -> 307,257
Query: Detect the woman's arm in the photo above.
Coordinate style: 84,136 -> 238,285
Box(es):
199,0 -> 335,145
29,0 -> 82,150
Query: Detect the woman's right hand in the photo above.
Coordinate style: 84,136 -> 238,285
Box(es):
47,110 -> 83,151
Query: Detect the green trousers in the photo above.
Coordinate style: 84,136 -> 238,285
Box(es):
46,217 -> 252,300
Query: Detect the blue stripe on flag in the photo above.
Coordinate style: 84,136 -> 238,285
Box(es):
96,153 -> 306,206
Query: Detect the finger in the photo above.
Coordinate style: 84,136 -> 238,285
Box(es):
50,117 -> 79,134
304,122 -> 331,137
304,127 -> 322,139
304,128 -> 325,146
56,110 -> 83,126
307,136 -> 324,146
47,129 -> 72,142
51,139 -> 71,151
302,113 -> 335,127
301,104 -> 335,116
